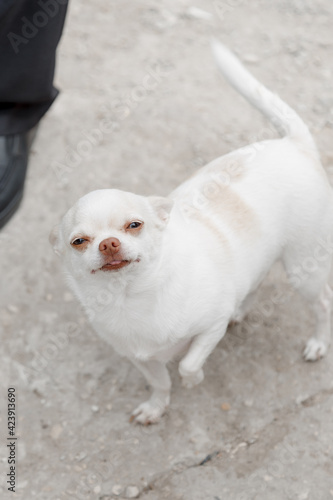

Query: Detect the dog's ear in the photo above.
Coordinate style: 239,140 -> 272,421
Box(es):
49,224 -> 63,256
148,196 -> 174,224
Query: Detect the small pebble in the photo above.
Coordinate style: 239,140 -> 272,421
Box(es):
7,304 -> 19,313
46,294 -> 53,301
91,405 -> 99,412
221,402 -> 231,411
93,485 -> 101,494
75,452 -> 86,462
296,395 -> 306,405
126,485 -> 140,498
50,424 -> 63,440
112,484 -> 123,496
186,6 -> 213,20
106,403 -> 112,411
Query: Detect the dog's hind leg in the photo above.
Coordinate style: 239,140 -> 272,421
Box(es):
282,246 -> 333,361
303,284 -> 333,361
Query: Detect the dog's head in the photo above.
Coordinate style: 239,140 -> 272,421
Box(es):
50,189 -> 174,280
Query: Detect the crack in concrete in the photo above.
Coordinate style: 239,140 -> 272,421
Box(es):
300,385 -> 333,407
100,385 -> 333,499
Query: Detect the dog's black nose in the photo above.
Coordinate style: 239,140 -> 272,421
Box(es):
99,237 -> 121,255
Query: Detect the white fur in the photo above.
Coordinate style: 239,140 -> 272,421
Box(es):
51,41 -> 333,424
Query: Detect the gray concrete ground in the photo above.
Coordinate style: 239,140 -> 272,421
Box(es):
1,0 -> 333,499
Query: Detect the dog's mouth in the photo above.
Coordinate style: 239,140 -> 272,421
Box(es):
91,258 -> 140,274
99,260 -> 131,271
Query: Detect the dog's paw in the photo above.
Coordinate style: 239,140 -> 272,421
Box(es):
130,400 -> 166,425
181,368 -> 204,389
303,338 -> 328,361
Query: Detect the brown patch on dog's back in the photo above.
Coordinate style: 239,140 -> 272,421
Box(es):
209,186 -> 256,234
180,154 -> 257,241
195,167 -> 257,236
180,187 -> 256,253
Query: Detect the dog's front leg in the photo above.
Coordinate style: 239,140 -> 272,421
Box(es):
179,323 -> 228,389
130,359 -> 171,425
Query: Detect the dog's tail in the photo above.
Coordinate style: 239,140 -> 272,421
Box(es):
211,39 -> 317,152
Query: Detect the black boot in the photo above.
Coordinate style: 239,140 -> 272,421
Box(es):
0,127 -> 37,228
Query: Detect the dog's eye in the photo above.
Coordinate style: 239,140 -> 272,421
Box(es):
71,238 -> 87,246
127,221 -> 142,229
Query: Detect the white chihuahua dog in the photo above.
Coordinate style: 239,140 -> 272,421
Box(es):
51,40 -> 333,424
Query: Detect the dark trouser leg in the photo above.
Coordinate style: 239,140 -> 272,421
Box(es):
0,0 -> 69,135
0,0 -> 68,228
